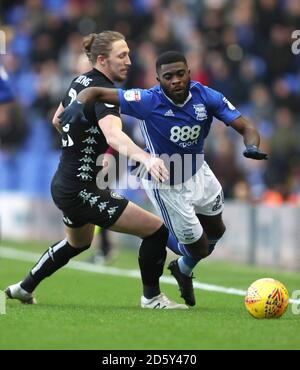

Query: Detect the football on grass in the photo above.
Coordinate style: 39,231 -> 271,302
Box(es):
245,278 -> 289,319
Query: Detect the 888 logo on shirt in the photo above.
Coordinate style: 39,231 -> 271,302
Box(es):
170,125 -> 201,147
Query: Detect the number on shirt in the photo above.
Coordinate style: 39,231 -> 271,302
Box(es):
170,125 -> 201,142
61,88 -> 77,147
68,88 -> 77,105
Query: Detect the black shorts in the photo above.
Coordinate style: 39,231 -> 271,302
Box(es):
51,176 -> 129,229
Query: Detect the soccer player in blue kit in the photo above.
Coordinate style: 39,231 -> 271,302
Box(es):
59,51 -> 268,306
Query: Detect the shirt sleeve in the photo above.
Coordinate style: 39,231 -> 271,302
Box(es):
117,88 -> 154,119
205,86 -> 241,125
94,100 -> 120,121
62,77 -> 120,119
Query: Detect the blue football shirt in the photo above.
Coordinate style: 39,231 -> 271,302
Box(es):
118,81 -> 241,184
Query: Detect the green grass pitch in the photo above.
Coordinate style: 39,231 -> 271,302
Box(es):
0,240 -> 299,350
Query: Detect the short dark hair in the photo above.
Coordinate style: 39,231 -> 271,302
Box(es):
156,51 -> 187,72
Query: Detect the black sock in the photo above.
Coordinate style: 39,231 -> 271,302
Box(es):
138,224 -> 168,299
21,239 -> 90,293
100,229 -> 111,256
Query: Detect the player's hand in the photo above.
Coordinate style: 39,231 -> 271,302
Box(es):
58,100 -> 87,126
144,157 -> 169,183
243,145 -> 268,160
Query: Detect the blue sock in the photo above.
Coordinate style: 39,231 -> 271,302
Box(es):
178,256 -> 199,277
167,233 -> 200,276
177,238 -> 220,277
168,234 -> 220,276
167,233 -> 192,257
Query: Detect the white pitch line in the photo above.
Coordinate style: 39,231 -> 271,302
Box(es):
1,246 -> 299,304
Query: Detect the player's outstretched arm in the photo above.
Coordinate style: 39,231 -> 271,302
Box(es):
58,87 -> 119,126
230,116 -> 268,160
77,87 -> 119,105
100,115 -> 169,183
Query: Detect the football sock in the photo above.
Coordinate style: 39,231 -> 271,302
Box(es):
178,256 -> 199,277
177,238 -> 221,277
139,224 -> 168,299
21,239 -> 90,293
99,228 -> 111,257
167,233 -> 194,258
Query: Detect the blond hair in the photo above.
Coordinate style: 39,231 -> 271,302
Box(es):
82,31 -> 125,65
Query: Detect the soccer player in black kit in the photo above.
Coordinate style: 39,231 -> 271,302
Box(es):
5,31 -> 187,309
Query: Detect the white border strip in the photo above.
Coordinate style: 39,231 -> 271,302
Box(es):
1,246 -> 299,304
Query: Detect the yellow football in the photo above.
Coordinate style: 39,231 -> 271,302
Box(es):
245,278 -> 289,319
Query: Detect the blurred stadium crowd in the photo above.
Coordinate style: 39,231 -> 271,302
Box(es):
0,0 -> 300,204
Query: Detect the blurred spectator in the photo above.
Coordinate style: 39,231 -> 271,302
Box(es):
272,77 -> 299,113
248,83 -> 274,123
264,24 -> 293,81
261,186 -> 284,206
0,73 -> 27,151
205,123 -> 243,198
233,180 -> 252,203
266,107 -> 299,187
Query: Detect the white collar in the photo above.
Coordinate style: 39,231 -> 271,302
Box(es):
162,89 -> 192,107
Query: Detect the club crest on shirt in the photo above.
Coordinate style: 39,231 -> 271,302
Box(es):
193,104 -> 207,121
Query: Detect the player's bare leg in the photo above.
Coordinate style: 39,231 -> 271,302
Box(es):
197,213 -> 226,255
65,223 -> 95,248
109,201 -> 162,237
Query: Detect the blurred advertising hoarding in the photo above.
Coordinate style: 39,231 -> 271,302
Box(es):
0,193 -> 64,242
1,194 -> 299,269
